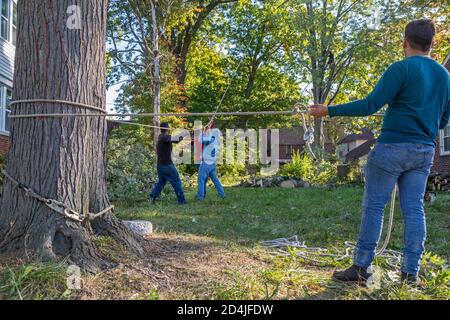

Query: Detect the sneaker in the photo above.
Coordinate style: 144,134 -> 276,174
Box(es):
178,200 -> 188,205
332,264 -> 372,283
149,196 -> 156,204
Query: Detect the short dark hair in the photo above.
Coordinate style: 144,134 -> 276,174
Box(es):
405,19 -> 435,52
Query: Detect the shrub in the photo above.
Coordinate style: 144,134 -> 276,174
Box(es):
218,162 -> 247,178
345,162 -> 365,184
279,151 -> 336,185
107,127 -> 155,202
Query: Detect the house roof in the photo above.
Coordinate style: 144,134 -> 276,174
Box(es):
338,128 -> 374,144
345,138 -> 376,162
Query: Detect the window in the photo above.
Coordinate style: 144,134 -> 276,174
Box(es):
11,0 -> 15,45
0,85 -> 11,133
0,0 -> 15,44
5,88 -> 10,131
0,0 -> 9,40
440,125 -> 450,156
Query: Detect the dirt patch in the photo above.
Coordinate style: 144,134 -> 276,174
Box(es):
78,233 -> 270,299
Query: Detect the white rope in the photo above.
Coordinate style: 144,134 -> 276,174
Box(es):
10,99 -> 107,114
9,99 -> 386,122
261,186 -> 400,268
294,103 -> 317,161
9,108 -> 302,119
3,171 -> 114,222
377,185 -> 397,255
108,119 -> 177,131
301,112 -> 317,161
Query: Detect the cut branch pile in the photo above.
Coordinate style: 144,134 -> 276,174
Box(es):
427,172 -> 450,192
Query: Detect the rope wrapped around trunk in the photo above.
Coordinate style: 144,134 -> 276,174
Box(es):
2,171 -> 114,223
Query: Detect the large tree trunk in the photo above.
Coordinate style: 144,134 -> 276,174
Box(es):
244,64 -> 258,100
312,86 -> 325,147
0,0 -> 142,271
173,32 -> 190,110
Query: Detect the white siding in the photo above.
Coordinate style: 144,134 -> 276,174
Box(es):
0,0 -> 15,87
0,0 -> 16,136
0,37 -> 14,87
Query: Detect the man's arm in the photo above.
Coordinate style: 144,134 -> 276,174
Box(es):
310,62 -> 407,117
199,129 -> 217,145
161,134 -> 184,144
202,135 -> 214,145
171,136 -> 184,144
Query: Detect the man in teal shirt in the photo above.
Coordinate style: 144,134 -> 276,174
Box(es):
310,19 -> 450,284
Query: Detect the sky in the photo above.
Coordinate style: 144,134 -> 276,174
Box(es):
106,83 -> 120,113
106,39 -> 125,113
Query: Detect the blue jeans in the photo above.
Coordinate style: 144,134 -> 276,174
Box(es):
150,164 -> 186,204
197,163 -> 225,200
354,143 -> 435,275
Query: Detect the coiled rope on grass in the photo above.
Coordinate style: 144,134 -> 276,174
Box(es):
261,185 -> 400,268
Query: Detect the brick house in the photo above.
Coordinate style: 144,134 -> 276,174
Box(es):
431,53 -> 450,174
278,127 -> 304,162
277,127 -> 334,162
336,128 -> 375,163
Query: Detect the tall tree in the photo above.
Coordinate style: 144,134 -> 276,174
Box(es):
220,0 -> 289,100
315,0 -> 448,143
284,0 -> 422,145
186,0 -> 303,129
165,0 -> 237,106
151,0 -> 162,145
108,0 -> 237,111
0,0 -> 142,270
284,0 -> 373,146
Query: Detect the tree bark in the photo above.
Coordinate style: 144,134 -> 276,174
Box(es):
312,88 -> 326,148
245,58 -> 260,100
244,68 -> 257,100
151,0 -> 161,150
0,0 -> 142,271
171,23 -> 194,109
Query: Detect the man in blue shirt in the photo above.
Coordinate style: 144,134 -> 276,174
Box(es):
196,123 -> 226,200
310,19 -> 450,284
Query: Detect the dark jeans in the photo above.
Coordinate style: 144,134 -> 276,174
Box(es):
150,164 -> 186,204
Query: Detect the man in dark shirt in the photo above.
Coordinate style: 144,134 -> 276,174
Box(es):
149,122 -> 187,204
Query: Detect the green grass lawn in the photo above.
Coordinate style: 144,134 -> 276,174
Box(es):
1,186 -> 448,300
117,186 -> 449,257
113,186 -> 449,300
